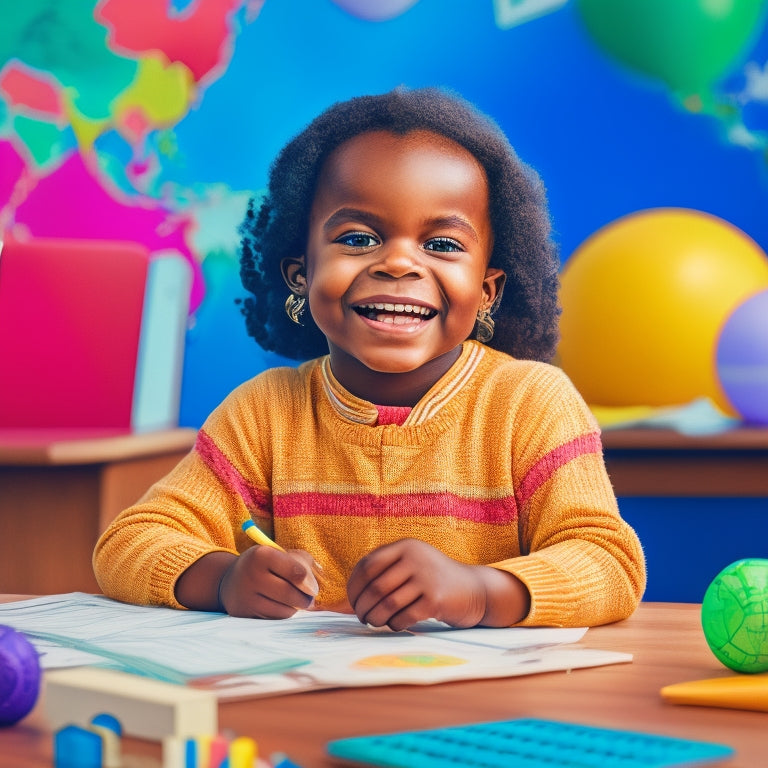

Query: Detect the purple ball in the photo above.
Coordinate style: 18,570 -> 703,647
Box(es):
330,0 -> 419,21
0,625 -> 41,726
716,289 -> 768,425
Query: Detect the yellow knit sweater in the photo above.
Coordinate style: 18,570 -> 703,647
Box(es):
94,341 -> 646,626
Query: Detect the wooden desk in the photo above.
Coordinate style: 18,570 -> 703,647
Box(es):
0,603 -> 762,767
601,427 -> 768,496
0,429 -> 196,594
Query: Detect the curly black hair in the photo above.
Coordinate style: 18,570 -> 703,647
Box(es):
239,86 -> 560,362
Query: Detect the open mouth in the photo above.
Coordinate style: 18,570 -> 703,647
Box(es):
353,302 -> 438,326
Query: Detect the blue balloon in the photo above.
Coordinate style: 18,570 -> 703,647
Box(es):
717,289 -> 768,425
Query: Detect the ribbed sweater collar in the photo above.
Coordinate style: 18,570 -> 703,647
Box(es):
319,342 -> 486,427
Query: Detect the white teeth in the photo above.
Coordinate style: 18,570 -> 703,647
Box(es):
359,302 -> 432,316
378,314 -> 421,325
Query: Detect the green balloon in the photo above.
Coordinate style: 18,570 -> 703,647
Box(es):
576,0 -> 768,96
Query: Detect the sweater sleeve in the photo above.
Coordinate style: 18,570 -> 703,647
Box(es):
489,366 -> 646,627
92,378 -> 274,608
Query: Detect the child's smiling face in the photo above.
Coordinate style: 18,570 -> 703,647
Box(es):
287,129 -> 504,398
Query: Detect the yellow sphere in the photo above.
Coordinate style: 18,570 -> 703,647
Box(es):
558,208 -> 768,411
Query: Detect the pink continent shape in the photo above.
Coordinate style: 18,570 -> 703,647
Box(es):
12,152 -> 203,310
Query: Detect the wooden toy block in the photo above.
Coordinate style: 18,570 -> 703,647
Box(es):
44,667 -> 218,742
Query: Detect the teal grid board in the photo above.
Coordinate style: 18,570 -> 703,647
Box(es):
327,718 -> 735,768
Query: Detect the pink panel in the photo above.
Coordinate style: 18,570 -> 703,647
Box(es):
0,237 -> 148,428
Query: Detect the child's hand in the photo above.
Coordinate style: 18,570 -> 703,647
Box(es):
347,539 -> 531,631
345,539 -> 488,631
218,546 -> 319,619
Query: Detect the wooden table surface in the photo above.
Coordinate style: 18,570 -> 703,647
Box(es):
0,602 -> 763,767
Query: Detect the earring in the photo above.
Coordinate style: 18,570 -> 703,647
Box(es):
475,309 -> 495,343
285,293 -> 306,325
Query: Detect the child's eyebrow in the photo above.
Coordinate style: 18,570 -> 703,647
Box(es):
323,209 -> 481,243
426,215 -> 481,243
323,208 -> 382,233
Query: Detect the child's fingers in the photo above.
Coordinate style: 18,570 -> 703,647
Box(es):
231,547 -> 317,616
378,595 -> 431,633
286,549 -> 321,598
243,589 -> 310,620
223,575 -> 313,619
348,555 -> 417,626
259,547 -> 318,603
346,542 -> 404,607
356,579 -> 425,630
260,565 -> 317,610
244,544 -> 313,592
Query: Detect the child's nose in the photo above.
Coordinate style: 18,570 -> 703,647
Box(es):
370,241 -> 424,279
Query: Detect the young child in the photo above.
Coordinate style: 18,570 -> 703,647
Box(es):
94,87 -> 645,630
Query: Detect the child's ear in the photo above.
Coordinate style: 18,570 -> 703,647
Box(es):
281,255 -> 307,295
482,268 -> 506,313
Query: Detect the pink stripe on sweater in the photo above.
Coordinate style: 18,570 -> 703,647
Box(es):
274,491 -> 517,524
195,430 -> 270,510
516,432 -> 603,508
375,405 -> 412,426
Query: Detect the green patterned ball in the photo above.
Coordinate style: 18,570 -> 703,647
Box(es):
701,558 -> 768,674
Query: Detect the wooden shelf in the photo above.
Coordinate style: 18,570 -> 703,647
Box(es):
601,427 -> 768,497
601,426 -> 768,451
0,428 -> 197,594
0,427 -> 197,465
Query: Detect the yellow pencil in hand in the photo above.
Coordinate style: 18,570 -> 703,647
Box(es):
241,519 -> 285,551
241,520 -> 325,593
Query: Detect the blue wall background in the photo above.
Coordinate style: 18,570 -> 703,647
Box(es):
175,0 -> 768,428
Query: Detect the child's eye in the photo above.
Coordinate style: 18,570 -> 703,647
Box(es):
424,237 -> 463,253
335,232 -> 379,248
